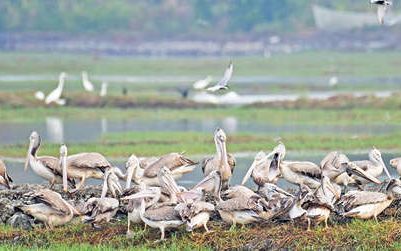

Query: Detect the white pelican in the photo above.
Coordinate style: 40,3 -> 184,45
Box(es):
59,144 -> 116,193
202,128 -> 235,190
45,72 -> 67,105
25,131 -> 74,188
0,158 -> 13,189
351,147 -> 391,186
207,61 -> 233,92
125,153 -> 197,187
193,76 -> 212,90
371,0 -> 392,24
337,178 -> 401,222
82,71 -> 94,92
100,82 -> 108,97
175,200 -> 215,232
20,189 -> 80,228
123,186 -> 183,241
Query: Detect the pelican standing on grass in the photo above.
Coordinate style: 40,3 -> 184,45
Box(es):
59,144 -> 116,193
45,72 -> 67,105
202,128 -> 235,190
0,158 -> 13,189
20,189 -> 80,228
175,200 -> 215,233
82,71 -> 94,92
206,61 -> 233,92
25,131 -> 74,188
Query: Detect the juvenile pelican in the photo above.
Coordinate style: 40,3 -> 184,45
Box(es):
25,132 -> 74,188
45,72 -> 67,105
82,71 -> 94,92
389,157 -> 401,176
207,61 -> 233,92
124,186 -> 183,241
337,179 -> 401,222
0,158 -> 13,189
192,170 -> 222,200
241,150 -> 280,188
59,144 -> 115,192
175,201 -> 215,232
257,183 -> 294,219
126,153 -> 197,187
304,176 -> 341,230
351,148 -> 391,186
20,189 -> 79,228
202,128 -> 235,189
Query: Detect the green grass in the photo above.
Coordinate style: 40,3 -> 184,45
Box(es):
2,219 -> 401,250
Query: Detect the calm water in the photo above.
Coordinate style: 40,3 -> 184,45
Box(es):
4,153 -> 400,190
0,116 -> 399,145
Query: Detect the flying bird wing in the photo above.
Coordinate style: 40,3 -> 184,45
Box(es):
377,5 -> 388,24
216,62 -> 233,88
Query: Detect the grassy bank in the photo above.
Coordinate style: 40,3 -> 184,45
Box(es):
2,131 -> 401,158
1,219 -> 401,250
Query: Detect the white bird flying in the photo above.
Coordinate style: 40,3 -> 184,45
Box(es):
45,72 -> 67,105
100,82 -> 108,97
82,71 -> 94,92
207,61 -> 233,92
371,0 -> 393,25
193,76 -> 212,90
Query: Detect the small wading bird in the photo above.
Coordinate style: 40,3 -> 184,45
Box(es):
0,158 -> 13,189
45,72 -> 67,105
206,61 -> 233,92
82,71 -> 94,92
20,189 -> 80,228
370,0 -> 393,24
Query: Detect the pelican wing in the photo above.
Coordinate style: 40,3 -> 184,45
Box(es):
320,151 -> 349,170
338,191 -> 388,211
34,189 -> 70,214
0,159 -> 12,183
87,198 -> 119,215
144,205 -> 181,221
288,161 -> 321,178
190,201 -> 215,214
144,153 -> 196,178
67,153 -> 111,171
37,156 -> 61,174
217,196 -> 262,212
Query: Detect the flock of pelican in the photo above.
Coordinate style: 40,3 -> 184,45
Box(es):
1,128 -> 401,240
34,71 -> 108,106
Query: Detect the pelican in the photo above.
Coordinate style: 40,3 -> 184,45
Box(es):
390,157 -> 401,176
287,185 -> 314,222
175,201 -> 215,232
241,150 -> 280,188
192,170 -> 222,200
207,61 -> 233,92
125,153 -> 197,187
121,185 -> 143,237
25,131 -> 74,188
193,76 -> 212,90
59,144 -> 115,193
100,82 -> 108,97
123,186 -> 183,241
45,72 -> 67,105
351,148 -> 392,186
0,158 -> 13,189
337,178 -> 401,222
371,0 -> 392,25
81,170 -> 120,229
20,189 -> 79,228
82,71 -> 94,92
304,176 -> 341,230
257,183 -> 294,220
321,151 -> 382,187
202,128 -> 235,190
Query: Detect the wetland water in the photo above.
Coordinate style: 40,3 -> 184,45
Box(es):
3,153 -> 400,190
0,116 -> 399,145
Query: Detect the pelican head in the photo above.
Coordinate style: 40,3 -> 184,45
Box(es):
25,131 -> 41,171
321,175 -> 340,200
125,154 -> 141,188
214,128 -> 227,143
370,147 -> 391,179
59,144 -> 68,192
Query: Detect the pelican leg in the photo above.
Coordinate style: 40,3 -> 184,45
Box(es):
374,215 -> 378,223
126,220 -> 132,238
307,218 -> 311,231
160,227 -> 165,241
324,217 -> 328,229
204,222 -> 210,232
70,176 -> 87,193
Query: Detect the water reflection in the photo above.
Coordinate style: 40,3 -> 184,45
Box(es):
1,116 -> 401,145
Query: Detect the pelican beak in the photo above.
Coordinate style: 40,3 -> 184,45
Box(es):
25,140 -> 33,171
380,157 -> 392,180
121,189 -> 155,201
274,185 -> 295,198
347,163 -> 382,184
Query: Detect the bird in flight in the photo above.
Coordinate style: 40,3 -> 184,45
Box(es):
371,0 -> 393,25
207,61 -> 233,92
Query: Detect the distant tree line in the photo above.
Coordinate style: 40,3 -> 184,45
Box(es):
0,0 -> 381,37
